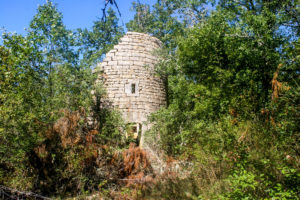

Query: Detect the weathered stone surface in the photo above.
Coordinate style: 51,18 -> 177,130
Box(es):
95,32 -> 166,146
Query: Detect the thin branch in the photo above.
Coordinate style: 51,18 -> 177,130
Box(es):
0,185 -> 51,200
101,0 -> 122,22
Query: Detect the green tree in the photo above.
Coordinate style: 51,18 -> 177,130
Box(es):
126,2 -> 154,33
127,0 -> 185,49
78,8 -> 124,67
0,33 -> 45,188
28,1 -> 92,115
0,1 -> 95,190
148,1 -> 299,198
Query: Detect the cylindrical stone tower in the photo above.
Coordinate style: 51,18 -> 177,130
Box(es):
95,32 -> 166,146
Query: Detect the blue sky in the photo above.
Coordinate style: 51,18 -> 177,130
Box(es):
0,0 -> 156,35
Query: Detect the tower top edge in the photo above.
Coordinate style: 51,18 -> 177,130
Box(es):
124,32 -> 162,45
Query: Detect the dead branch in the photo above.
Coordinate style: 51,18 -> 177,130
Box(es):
0,185 -> 51,200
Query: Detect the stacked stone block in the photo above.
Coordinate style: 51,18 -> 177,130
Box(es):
95,32 -> 166,145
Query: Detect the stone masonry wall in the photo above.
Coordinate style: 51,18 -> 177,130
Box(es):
95,32 -> 166,145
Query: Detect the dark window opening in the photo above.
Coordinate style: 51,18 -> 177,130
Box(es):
131,83 -> 136,94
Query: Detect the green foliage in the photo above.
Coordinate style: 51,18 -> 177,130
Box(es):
0,1 -> 126,196
222,166 -> 260,200
126,2 -> 154,34
127,0 -> 185,49
146,1 -> 299,199
178,8 -> 285,112
0,33 -> 45,166
78,8 -> 124,66
27,1 -> 94,114
219,164 -> 299,200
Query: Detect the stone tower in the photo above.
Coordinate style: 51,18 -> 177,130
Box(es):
95,32 -> 166,146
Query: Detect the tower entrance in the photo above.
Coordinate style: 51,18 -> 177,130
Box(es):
126,123 -> 142,145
